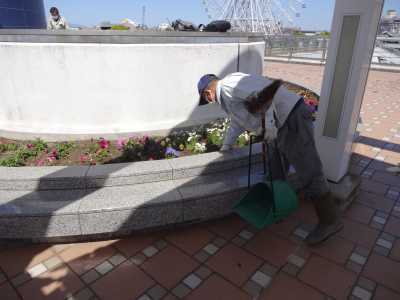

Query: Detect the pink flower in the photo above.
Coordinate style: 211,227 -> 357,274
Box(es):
98,138 -> 110,149
36,159 -> 45,166
116,138 -> 126,151
27,143 -> 34,149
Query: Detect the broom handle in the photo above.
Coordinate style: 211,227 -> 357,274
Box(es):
248,135 -> 253,190
262,116 -> 277,214
266,142 -> 276,214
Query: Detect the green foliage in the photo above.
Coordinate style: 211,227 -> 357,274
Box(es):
0,143 -> 19,153
0,154 -> 25,167
237,132 -> 250,147
55,142 -> 75,159
32,139 -> 48,154
111,25 -> 129,30
293,30 -> 305,36
319,31 -> 330,37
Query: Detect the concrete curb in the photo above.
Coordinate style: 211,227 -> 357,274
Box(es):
0,144 -> 264,242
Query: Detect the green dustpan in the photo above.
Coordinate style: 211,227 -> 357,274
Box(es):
234,180 -> 298,229
233,135 -> 298,229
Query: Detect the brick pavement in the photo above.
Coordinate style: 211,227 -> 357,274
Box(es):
0,62 -> 399,299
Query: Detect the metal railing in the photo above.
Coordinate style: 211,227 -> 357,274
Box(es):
265,35 -> 400,66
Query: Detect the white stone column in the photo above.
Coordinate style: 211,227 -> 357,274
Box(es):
315,0 -> 385,183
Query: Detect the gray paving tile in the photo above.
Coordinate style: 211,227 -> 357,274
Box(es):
108,253 -> 126,266
352,286 -> 372,300
357,277 -> 376,292
213,237 -> 227,247
350,253 -> 367,266
183,274 -> 202,289
260,263 -> 278,277
194,250 -> 209,263
346,261 -> 362,274
11,272 -> 31,287
43,256 -> 63,270
81,269 -> 100,284
154,240 -> 168,250
282,263 -> 300,276
376,238 -> 393,249
203,244 -> 219,255
251,271 -> 272,288
69,288 -> 94,300
232,236 -> 247,247
373,245 -> 390,256
243,280 -> 262,297
195,266 -> 212,280
131,253 -> 147,266
239,230 -> 254,240
143,246 -> 159,258
287,254 -> 306,268
95,261 -> 113,275
147,284 -> 167,300
172,283 -> 191,299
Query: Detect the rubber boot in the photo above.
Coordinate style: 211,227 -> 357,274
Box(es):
305,193 -> 344,246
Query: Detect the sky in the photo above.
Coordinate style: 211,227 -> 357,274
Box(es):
44,0 -> 400,31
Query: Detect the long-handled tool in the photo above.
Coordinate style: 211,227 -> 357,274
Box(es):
234,118 -> 299,229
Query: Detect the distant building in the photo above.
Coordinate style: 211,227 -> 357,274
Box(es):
380,9 -> 400,34
0,0 -> 46,29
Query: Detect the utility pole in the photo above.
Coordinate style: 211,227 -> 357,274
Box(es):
142,6 -> 146,27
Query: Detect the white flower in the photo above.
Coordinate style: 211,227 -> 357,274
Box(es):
187,132 -> 198,142
194,142 -> 207,153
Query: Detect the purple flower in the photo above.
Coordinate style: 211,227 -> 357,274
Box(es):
165,147 -> 180,157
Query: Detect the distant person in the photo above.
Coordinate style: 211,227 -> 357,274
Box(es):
47,7 -> 69,30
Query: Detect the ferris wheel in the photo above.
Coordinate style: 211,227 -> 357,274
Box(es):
202,0 -> 306,35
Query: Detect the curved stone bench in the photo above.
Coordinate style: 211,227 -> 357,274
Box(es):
0,144 -> 265,242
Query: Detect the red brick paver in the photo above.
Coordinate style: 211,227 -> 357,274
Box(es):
92,260 -> 154,300
246,230 -> 297,267
166,226 -> 214,255
299,255 -> 357,299
0,245 -> 54,278
186,274 -> 251,300
206,244 -> 263,286
141,246 -> 198,289
374,285 -> 400,300
205,215 -> 247,240
58,241 -> 116,275
260,273 -> 324,300
363,254 -> 400,293
0,282 -> 20,300
309,236 -> 354,265
384,216 -> 400,238
18,266 -> 84,300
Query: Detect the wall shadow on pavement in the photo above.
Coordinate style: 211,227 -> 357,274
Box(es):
0,47 -> 265,299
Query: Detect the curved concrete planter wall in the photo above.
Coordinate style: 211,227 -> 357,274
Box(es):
0,30 -> 265,141
0,144 -> 265,242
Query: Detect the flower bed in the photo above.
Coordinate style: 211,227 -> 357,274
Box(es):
0,82 -> 319,167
